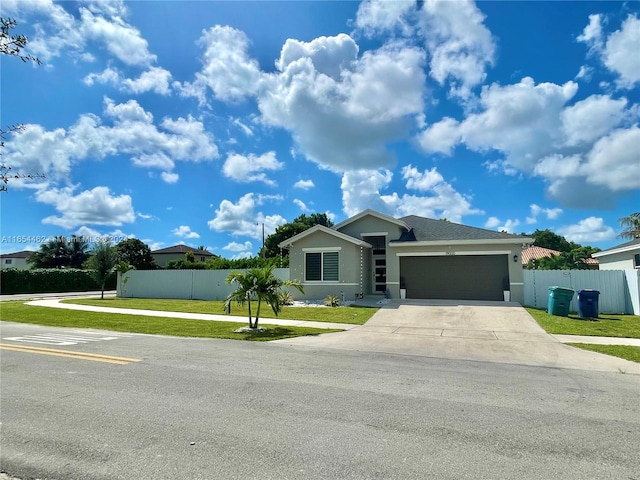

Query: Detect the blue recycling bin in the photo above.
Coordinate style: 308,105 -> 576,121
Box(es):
548,286 -> 574,316
578,290 -> 600,318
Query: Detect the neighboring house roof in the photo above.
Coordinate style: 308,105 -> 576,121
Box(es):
521,246 -> 561,264
333,209 -> 410,231
592,238 -> 640,258
521,245 -> 599,266
152,245 -> 214,256
278,224 -> 373,249
0,250 -> 35,259
396,215 -> 529,244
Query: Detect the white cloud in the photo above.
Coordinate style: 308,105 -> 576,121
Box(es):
583,126 -> 640,191
172,225 -> 200,239
557,217 -> 616,243
526,204 -> 563,224
122,67 -> 172,95
577,14 -> 604,52
578,14 -> 640,89
222,151 -> 283,185
484,217 -> 500,229
258,38 -> 426,171
340,166 -> 482,222
293,199 -> 309,212
36,186 -> 135,229
207,193 -> 287,239
417,117 -> 460,155
84,66 -> 121,87
231,118 -> 254,136
223,241 -> 253,252
354,0 -> 415,37
7,0 -> 156,67
603,15 -> 640,88
177,25 -> 261,103
2,98 -> 218,185
484,217 -> 519,233
417,0 -> 496,98
293,179 -> 315,190
561,95 -> 629,146
161,172 -> 179,184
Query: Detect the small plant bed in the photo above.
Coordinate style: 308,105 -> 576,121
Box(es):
525,307 -> 640,338
567,344 -> 640,364
0,302 -> 341,341
63,297 -> 376,325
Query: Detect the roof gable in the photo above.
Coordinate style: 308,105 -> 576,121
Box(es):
278,224 -> 372,249
333,209 -> 409,231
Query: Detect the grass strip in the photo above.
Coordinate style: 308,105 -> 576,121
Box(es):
525,308 -> 640,339
64,297 -> 376,325
567,343 -> 640,364
0,302 -> 342,341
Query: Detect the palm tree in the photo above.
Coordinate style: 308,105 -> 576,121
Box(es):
28,236 -> 70,268
224,265 -> 304,329
87,240 -> 116,299
68,234 -> 89,268
618,212 -> 640,240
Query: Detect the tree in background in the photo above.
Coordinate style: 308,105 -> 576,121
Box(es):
1,17 -> 44,192
224,265 -> 304,330
525,229 -> 600,270
27,236 -> 89,269
618,213 -> 640,240
87,241 -> 117,299
114,238 -> 158,270
259,213 -> 334,258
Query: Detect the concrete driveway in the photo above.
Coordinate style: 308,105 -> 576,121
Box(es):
274,299 -> 640,374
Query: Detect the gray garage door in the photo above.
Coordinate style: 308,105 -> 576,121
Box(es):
400,255 -> 509,301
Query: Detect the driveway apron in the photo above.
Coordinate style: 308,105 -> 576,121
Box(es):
274,299 -> 640,374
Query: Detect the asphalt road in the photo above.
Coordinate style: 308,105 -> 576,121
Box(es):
1,321 -> 639,480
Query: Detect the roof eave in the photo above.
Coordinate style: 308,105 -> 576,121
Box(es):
389,238 -> 533,247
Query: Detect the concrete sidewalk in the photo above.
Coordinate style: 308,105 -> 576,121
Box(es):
24,299 -> 359,331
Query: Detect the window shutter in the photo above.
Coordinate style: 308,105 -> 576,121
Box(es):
306,252 -> 321,281
323,252 -> 339,281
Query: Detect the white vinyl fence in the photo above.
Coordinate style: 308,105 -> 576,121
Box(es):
524,269 -> 640,315
117,269 -> 290,301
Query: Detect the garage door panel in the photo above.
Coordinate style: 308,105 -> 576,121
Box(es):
400,255 -> 508,301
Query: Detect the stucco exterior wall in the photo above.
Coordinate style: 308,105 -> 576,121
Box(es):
0,258 -> 30,270
597,251 -> 639,270
287,229 -> 368,301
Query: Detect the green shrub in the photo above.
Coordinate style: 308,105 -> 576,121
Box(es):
0,268 -> 116,294
324,295 -> 341,307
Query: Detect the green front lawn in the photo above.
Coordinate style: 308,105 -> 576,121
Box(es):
525,308 -> 640,339
0,301 -> 341,341
64,297 -> 377,325
567,344 -> 640,364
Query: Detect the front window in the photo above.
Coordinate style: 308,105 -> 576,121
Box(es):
305,251 -> 339,281
5,259 -> 12,265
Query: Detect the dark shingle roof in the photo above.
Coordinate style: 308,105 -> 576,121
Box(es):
396,216 -> 526,242
0,250 -> 35,259
152,245 -> 213,255
595,238 -> 640,254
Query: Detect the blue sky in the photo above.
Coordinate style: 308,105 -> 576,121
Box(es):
1,0 -> 638,258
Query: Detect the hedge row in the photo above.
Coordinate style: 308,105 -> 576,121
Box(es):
0,268 -> 117,294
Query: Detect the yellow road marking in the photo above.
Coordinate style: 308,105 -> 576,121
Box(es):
0,343 -> 142,365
